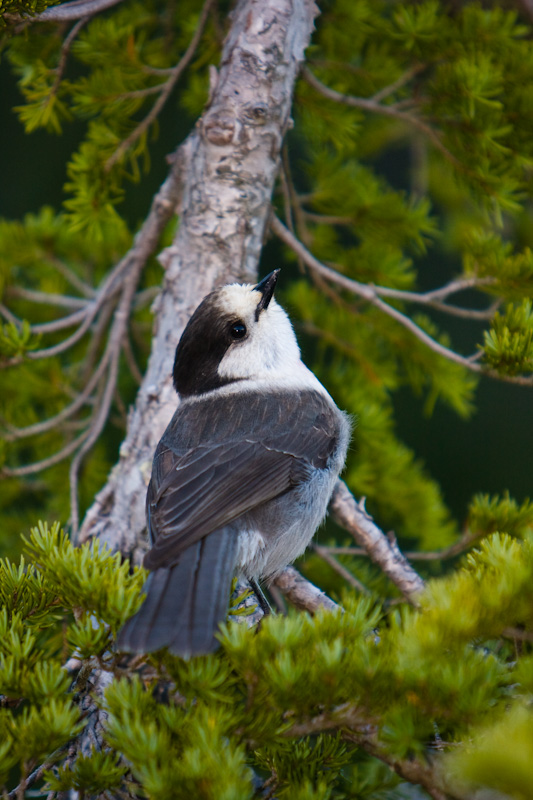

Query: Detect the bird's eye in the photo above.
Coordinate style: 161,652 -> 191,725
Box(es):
230,321 -> 247,340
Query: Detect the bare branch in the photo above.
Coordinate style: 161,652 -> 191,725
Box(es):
81,296 -> 118,382
50,16 -> 91,97
329,481 -> 425,601
3,128 -> 183,488
313,544 -> 370,594
26,301 -> 102,359
6,287 -> 88,310
370,63 -> 425,103
0,303 -> 22,326
286,705 -> 454,800
6,744 -> 70,800
122,333 -> 143,386
105,0 -> 215,171
32,307 -> 92,335
49,258 -> 95,298
272,216 -> 533,386
320,534 -> 481,562
133,286 -> 159,309
34,0 -> 123,22
69,339 -> 121,534
271,216 -> 482,372
347,733 -> 453,800
1,428 -> 91,478
114,84 -> 168,100
2,351 -> 110,440
302,66 -> 460,168
273,566 -> 339,613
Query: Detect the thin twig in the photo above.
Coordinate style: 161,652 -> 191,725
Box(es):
313,544 -> 370,594
271,216 -> 481,371
133,286 -> 159,309
50,17 -> 91,98
281,142 -> 310,247
81,295 -> 118,382
6,287 -> 88,310
2,350 -> 110,440
0,303 -> 22,326
67,146 -> 187,536
50,258 -> 95,298
25,237 -> 137,360
123,332 -> 144,385
285,705 -> 452,800
502,627 -> 533,643
7,745 -> 71,799
32,307 -> 92,335
320,532 -> 479,562
35,0 -> 123,22
105,0 -> 214,171
114,84 -> 167,100
2,428 -> 92,477
69,275 -> 151,534
302,66 -> 459,168
3,140 -> 184,486
370,63 -> 425,103
272,216 -> 533,386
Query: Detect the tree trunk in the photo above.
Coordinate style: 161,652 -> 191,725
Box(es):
77,0 -> 319,557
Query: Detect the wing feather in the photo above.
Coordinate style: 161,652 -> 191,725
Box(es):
143,390 -> 342,570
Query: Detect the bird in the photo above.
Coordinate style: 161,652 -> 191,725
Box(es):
117,269 -> 350,658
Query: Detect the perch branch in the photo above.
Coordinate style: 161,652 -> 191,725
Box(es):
273,566 -> 339,613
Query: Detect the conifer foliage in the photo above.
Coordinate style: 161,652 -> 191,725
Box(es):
1,0 -> 533,798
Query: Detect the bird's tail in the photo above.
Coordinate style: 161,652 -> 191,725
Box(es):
116,527 -> 237,658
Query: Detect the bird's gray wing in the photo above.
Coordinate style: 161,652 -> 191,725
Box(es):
143,437 -> 314,570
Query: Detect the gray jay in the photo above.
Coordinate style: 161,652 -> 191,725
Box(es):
117,270 -> 350,657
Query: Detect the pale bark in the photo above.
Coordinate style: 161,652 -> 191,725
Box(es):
329,480 -> 425,601
78,0 -> 319,557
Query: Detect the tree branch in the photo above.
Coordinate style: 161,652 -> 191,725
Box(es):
285,704 -> 456,800
271,215 -> 482,370
329,481 -> 425,602
69,280 -> 138,536
77,0 -> 320,559
271,216 -> 533,386
320,533 -> 480,562
370,63 -> 425,103
2,351 -> 109,440
302,66 -> 460,168
2,427 -> 92,478
105,0 -> 215,171
6,287 -> 88,310
50,16 -> 91,98
32,0 -> 122,22
272,566 -> 339,613
313,544 -> 370,594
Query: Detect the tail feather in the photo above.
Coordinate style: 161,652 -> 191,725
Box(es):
117,527 -> 237,658
179,528 -> 239,656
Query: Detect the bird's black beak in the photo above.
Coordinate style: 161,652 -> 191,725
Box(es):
254,269 -> 280,318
